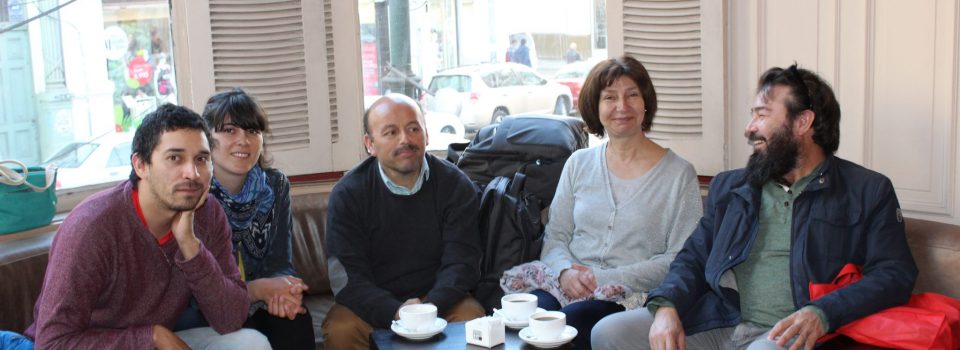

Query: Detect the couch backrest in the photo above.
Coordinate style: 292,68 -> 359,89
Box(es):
906,218 -> 960,299
289,190 -> 332,296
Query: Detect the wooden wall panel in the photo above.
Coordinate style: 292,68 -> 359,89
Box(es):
869,0 -> 955,217
727,0 -> 959,223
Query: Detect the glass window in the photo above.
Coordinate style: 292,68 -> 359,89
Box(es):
518,70 -> 546,86
553,63 -> 589,80
427,74 -> 471,93
45,143 -> 99,169
0,0 -> 177,190
498,68 -> 522,87
480,72 -> 498,88
357,0 -> 607,151
1,0 -> 9,22
106,142 -> 132,167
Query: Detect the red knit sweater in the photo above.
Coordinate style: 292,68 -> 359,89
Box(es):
25,181 -> 247,349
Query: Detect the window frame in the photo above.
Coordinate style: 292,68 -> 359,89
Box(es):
51,0 -> 363,214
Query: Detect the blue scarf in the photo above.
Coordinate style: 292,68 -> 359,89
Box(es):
210,165 -> 275,259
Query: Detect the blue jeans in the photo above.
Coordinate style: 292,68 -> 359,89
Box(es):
0,331 -> 34,350
531,289 -> 625,350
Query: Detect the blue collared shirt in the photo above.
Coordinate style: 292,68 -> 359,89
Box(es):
378,156 -> 430,195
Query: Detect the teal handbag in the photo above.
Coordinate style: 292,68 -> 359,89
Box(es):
0,160 -> 58,235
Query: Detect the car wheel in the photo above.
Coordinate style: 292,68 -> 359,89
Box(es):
554,96 -> 571,116
440,126 -> 455,134
491,108 -> 509,124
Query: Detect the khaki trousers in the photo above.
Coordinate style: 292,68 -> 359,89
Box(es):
321,296 -> 485,350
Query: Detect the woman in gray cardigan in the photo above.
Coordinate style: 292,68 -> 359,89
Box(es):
534,56 -> 702,349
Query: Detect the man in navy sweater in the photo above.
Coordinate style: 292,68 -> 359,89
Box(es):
322,94 -> 484,349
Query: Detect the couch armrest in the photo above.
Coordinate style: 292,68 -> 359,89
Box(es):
0,231 -> 55,332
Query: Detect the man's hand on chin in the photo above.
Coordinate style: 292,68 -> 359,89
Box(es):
171,193 -> 207,261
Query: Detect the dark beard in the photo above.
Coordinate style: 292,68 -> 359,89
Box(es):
745,125 -> 799,188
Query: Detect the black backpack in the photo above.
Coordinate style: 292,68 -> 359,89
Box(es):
448,114 -> 588,207
448,114 -> 587,312
473,172 -> 545,312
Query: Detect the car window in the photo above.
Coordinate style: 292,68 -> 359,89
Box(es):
496,68 -> 521,87
480,72 -> 498,87
428,75 -> 471,93
45,143 -> 99,168
107,142 -> 133,167
518,70 -> 546,85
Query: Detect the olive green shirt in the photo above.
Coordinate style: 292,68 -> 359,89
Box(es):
733,166 -> 820,327
649,163 -> 828,331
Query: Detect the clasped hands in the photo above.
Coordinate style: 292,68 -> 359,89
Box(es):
559,263 -> 597,300
250,275 -> 309,320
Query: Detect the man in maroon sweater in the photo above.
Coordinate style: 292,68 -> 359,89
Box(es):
24,104 -> 269,349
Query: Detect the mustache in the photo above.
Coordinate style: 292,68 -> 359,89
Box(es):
173,181 -> 204,191
745,131 -> 765,144
393,143 -> 420,156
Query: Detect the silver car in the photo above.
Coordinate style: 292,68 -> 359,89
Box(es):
422,63 -> 573,131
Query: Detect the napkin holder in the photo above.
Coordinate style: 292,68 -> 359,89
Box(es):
465,316 -> 505,348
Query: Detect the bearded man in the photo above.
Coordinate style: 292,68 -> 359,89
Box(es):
591,65 -> 917,350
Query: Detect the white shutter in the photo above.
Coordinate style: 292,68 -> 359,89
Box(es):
608,0 -> 726,175
174,0 -> 364,175
321,0 -> 339,143
209,0 -> 310,151
623,0 -> 702,138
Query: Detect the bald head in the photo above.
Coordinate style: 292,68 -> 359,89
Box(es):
363,94 -> 424,136
363,93 -> 429,186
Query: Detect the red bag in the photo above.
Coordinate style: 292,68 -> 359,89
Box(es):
809,263 -> 960,350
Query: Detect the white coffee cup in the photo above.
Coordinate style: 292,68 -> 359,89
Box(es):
528,310 -> 566,340
500,293 -> 538,322
399,304 -> 437,332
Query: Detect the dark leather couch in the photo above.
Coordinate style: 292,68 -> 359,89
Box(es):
2,187 -> 959,348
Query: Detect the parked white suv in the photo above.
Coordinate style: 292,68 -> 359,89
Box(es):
421,63 -> 573,131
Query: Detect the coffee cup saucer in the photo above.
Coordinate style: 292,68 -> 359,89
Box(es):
390,318 -> 447,340
518,325 -> 577,348
491,307 -> 546,329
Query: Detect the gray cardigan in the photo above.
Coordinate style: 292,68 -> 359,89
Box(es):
541,143 -> 703,292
